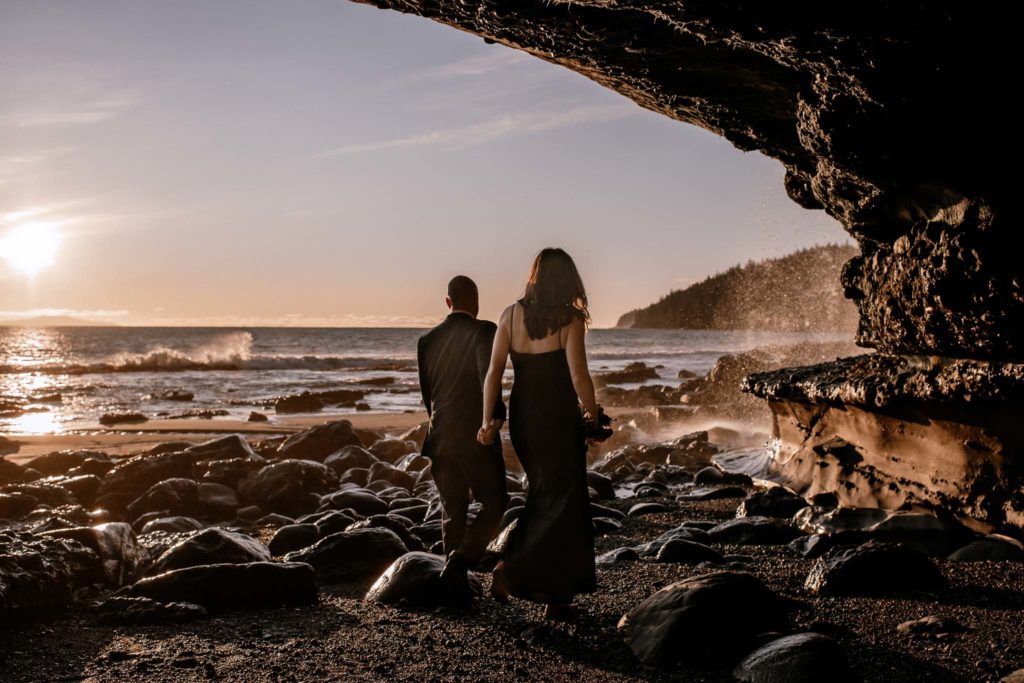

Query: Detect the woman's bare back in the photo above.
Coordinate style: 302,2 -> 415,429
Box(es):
505,301 -> 569,355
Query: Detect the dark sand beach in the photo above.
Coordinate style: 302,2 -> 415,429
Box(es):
2,408 -> 1022,682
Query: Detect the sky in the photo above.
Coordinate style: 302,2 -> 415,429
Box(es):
0,0 -> 849,328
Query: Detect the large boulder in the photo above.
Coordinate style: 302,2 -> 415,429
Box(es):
367,462 -> 416,491
25,450 -> 108,477
184,435 -> 260,463
147,528 -> 271,576
365,551 -> 480,605
617,571 -> 788,666
2,483 -> 76,508
199,457 -> 264,489
948,534 -> 1024,561
0,492 -> 38,519
805,541 -> 945,595
0,532 -> 102,619
737,487 -> 809,518
125,478 -> 199,520
97,450 -> 194,505
54,475 -> 103,508
733,633 -> 853,683
269,524 -> 319,555
0,457 -> 28,484
347,514 -> 424,552
238,459 -> 338,516
125,561 -> 317,610
40,523 -> 144,586
708,517 -> 805,545
324,445 -> 379,475
197,482 -> 240,520
368,439 -> 417,464
284,527 -> 408,582
655,539 -> 724,565
276,420 -> 362,462
317,489 -> 389,516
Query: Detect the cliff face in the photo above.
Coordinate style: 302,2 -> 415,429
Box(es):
618,244 -> 858,331
352,0 -> 1015,361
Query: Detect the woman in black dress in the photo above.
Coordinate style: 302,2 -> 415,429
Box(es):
477,247 -> 602,620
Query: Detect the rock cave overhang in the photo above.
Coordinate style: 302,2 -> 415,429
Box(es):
349,2 -> 1021,526
351,0 -> 1016,361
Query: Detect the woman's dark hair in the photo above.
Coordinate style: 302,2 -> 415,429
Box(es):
518,247 -> 591,340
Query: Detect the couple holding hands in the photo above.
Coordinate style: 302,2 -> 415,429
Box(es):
416,247 -> 611,620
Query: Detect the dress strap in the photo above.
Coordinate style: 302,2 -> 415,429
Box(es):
509,302 -> 516,351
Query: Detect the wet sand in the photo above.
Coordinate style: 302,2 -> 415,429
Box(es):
5,411 -> 432,462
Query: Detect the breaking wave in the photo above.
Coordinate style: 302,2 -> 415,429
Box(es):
0,332 -> 415,375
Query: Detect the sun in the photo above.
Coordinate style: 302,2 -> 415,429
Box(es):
0,222 -> 62,277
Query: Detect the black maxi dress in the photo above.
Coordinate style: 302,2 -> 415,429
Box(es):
503,308 -> 597,603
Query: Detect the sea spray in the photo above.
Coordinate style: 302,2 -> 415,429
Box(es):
108,331 -> 255,370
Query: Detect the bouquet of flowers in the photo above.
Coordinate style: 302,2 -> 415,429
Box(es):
581,403 -> 614,444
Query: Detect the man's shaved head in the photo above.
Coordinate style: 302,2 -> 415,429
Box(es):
447,275 -> 479,316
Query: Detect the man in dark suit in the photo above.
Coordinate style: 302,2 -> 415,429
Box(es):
417,275 -> 508,596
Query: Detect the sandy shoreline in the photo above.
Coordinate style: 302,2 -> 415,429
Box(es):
2,407 -> 644,464
3,411 -> 430,463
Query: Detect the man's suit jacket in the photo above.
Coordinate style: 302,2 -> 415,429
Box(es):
417,311 -> 507,460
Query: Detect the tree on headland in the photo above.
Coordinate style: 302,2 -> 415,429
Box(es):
616,244 -> 859,332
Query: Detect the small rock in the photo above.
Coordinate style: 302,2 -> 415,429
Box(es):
733,633 -> 853,683
593,517 -> 622,534
365,551 -> 480,605
596,547 -> 640,566
268,524 -> 319,556
618,571 -> 787,666
284,527 -> 408,582
628,502 -> 670,517
948,534 -> 1024,561
276,420 -> 362,461
677,486 -> 748,501
99,412 -> 148,426
708,517 -> 804,545
737,487 -> 808,518
805,541 -> 945,595
126,561 -> 317,610
147,528 -> 271,576
95,596 -> 207,625
896,615 -> 965,636
654,539 -> 723,565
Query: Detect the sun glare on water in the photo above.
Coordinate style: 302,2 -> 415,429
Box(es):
0,222 -> 62,277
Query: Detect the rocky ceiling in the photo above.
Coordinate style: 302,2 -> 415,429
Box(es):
352,1 -> 1016,361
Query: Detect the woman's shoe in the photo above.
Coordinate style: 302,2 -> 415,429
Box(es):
490,561 -> 511,604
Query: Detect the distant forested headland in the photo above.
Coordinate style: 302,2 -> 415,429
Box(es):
616,244 -> 859,332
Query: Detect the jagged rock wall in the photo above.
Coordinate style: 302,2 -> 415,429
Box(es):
351,0 -> 1016,359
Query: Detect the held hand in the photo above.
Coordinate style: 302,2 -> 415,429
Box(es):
477,423 -> 498,445
475,419 -> 499,446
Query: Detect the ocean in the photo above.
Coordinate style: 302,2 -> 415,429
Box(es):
0,326 -> 851,434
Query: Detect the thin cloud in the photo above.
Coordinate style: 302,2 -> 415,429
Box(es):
0,308 -> 130,321
0,147 -> 77,184
314,103 -> 636,158
127,313 -> 439,327
1,93 -> 140,128
413,50 -> 531,80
